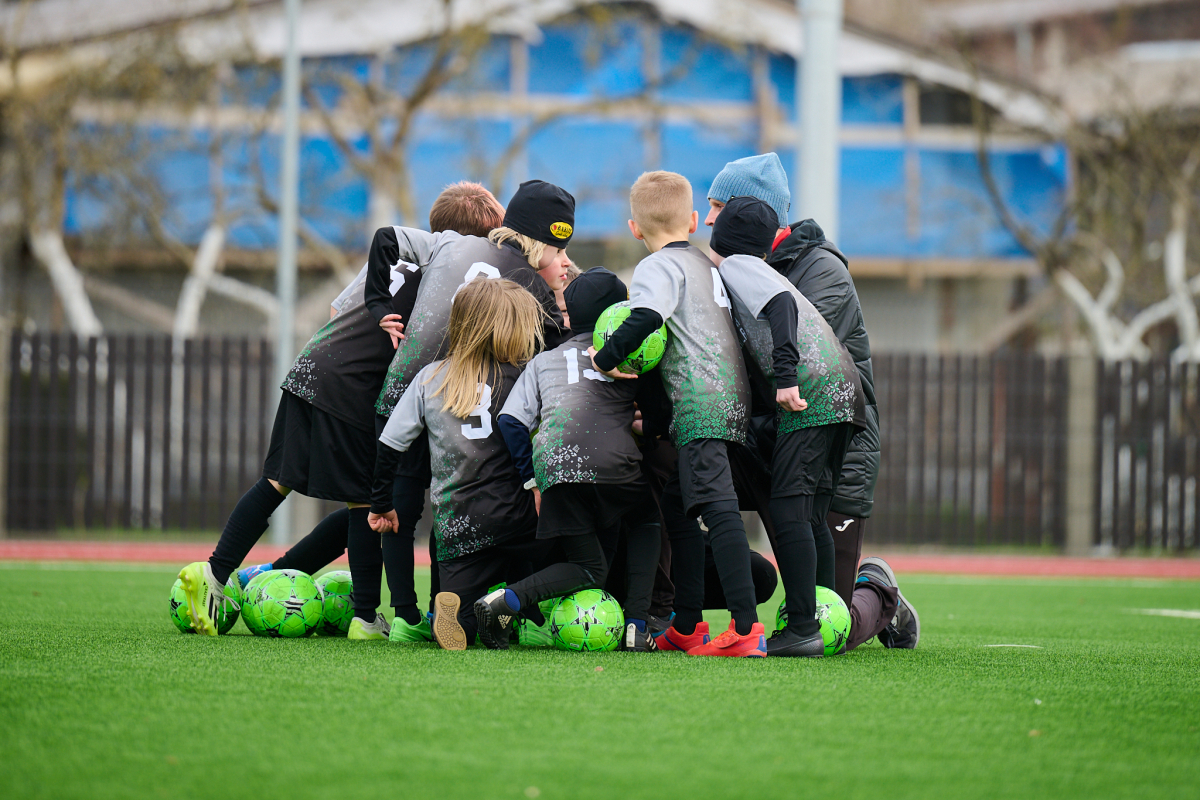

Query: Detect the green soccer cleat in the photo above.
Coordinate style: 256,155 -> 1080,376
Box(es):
389,615 -> 433,643
517,599 -> 558,647
347,613 -> 391,640
178,561 -> 239,637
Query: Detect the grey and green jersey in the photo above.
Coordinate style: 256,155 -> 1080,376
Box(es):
718,254 -> 864,434
373,229 -> 564,418
628,243 -> 750,447
501,332 -> 642,491
379,360 -> 535,560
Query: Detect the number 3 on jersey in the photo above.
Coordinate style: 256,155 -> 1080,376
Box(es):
461,383 -> 493,439
454,262 -> 502,298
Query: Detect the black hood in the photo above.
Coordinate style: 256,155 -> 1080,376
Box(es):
767,218 -> 848,271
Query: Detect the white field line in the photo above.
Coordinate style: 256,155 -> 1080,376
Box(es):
983,644 -> 1044,648
1129,608 -> 1200,619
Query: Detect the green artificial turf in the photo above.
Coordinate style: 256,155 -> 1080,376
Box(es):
1,563 -> 1198,800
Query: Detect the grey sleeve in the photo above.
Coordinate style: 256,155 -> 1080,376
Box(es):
628,255 -> 684,321
719,256 -> 790,318
391,227 -> 459,267
332,264 -> 368,313
379,366 -> 429,452
499,361 -> 542,429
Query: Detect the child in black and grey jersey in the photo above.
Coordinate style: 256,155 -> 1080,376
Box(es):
590,171 -> 766,658
368,279 -> 545,651
352,180 -> 577,638
475,267 -> 662,652
173,183 -> 495,638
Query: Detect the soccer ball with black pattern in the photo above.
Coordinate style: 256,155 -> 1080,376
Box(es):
592,301 -> 669,374
775,586 -> 851,655
314,570 -> 354,636
550,589 -> 624,652
241,569 -> 324,638
168,576 -> 240,635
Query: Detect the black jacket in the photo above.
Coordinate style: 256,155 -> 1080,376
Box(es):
767,220 -> 879,518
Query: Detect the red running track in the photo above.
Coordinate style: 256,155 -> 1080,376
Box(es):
2,541 -> 1200,579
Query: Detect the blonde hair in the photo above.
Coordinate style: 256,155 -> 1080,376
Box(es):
564,263 -> 582,284
429,182 -> 505,238
488,227 -> 547,269
630,171 -> 694,236
428,278 -> 544,418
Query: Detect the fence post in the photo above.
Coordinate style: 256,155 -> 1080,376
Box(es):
0,316 -> 10,538
1065,356 -> 1097,556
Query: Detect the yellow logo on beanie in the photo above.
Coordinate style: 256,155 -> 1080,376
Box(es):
550,222 -> 572,240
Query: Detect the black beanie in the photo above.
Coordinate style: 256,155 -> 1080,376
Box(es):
710,195 -> 778,259
504,180 -> 576,247
564,267 -> 628,334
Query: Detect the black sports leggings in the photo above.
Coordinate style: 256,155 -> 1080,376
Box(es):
768,492 -> 836,638
508,534 -> 607,611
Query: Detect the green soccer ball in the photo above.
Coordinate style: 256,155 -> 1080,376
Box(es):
314,570 -> 354,636
550,589 -> 624,652
241,569 -> 324,638
168,576 -> 241,635
775,586 -> 852,655
592,301 -> 668,374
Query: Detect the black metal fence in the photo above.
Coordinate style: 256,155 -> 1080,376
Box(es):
4,332 -> 1199,552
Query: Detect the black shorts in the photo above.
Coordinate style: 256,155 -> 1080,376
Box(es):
771,422 -> 854,499
676,438 -> 739,517
537,480 -> 658,539
262,391 -> 374,504
438,536 -> 555,629
374,413 -> 432,483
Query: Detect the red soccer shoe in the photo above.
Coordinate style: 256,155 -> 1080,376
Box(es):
686,620 -> 767,658
655,621 -> 711,652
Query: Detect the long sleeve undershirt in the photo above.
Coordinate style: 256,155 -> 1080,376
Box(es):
760,292 -> 800,390
497,414 -> 535,484
369,442 -> 401,515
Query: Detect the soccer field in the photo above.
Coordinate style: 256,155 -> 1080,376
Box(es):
1,564 -> 1198,800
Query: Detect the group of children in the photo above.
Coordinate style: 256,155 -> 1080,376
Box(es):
176,157 -> 921,658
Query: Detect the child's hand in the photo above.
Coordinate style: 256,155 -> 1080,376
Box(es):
379,314 -> 405,349
776,386 -> 808,413
631,408 -> 644,436
587,346 -> 638,380
532,487 -> 542,515
368,510 -> 399,533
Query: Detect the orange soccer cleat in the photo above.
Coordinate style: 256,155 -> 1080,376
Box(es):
654,621 -> 711,652
686,619 -> 767,658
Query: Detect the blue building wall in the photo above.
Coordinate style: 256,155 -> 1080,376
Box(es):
65,16 -> 1064,261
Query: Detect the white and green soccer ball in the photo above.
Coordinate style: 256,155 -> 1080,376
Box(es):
592,301 -> 669,374
241,569 -> 324,638
168,576 -> 241,634
775,586 -> 852,655
550,589 -> 624,652
314,570 -> 354,636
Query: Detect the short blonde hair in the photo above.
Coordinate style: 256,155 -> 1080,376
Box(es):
488,227 -> 547,269
630,171 -> 694,236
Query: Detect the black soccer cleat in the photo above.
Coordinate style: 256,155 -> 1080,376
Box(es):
858,556 -> 920,649
647,612 -> 675,637
620,622 -> 658,652
473,589 -> 517,650
766,627 -> 824,657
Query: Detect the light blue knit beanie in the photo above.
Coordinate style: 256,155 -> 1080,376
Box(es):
708,152 -> 791,228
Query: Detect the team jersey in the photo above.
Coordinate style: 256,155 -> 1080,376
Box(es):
373,230 -> 567,418
379,360 -> 535,560
718,255 -> 864,434
281,227 -> 422,432
501,332 -> 642,490
628,242 -> 750,447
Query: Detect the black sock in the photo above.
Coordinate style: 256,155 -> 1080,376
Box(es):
700,500 -> 758,636
768,495 -> 820,638
427,535 -> 440,615
382,475 -> 425,626
812,493 -> 836,590
209,477 -> 286,585
621,522 -> 661,623
346,507 -> 381,620
661,480 -> 704,635
273,508 -> 349,575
